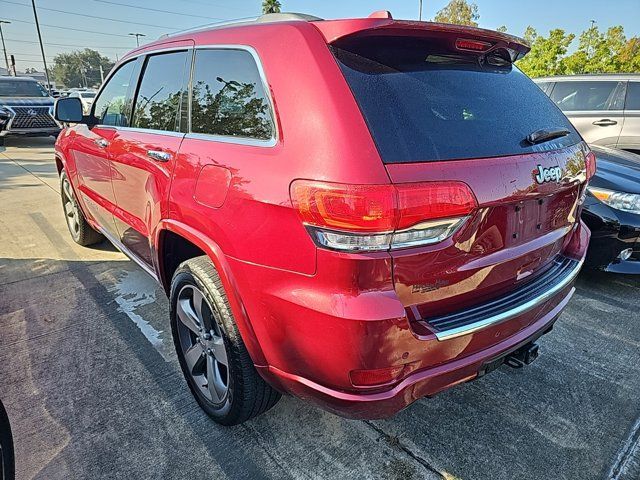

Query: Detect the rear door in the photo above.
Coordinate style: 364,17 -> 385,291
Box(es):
549,80 -> 625,146
619,81 -> 640,153
109,47 -> 192,267
332,34 -> 587,322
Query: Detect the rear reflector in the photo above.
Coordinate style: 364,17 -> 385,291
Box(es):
291,180 -> 477,252
350,365 -> 405,387
456,38 -> 493,52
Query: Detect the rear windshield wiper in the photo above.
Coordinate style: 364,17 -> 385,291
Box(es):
525,128 -> 571,145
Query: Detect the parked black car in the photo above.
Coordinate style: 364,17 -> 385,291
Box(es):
0,399 -> 14,480
582,145 -> 640,273
0,76 -> 61,146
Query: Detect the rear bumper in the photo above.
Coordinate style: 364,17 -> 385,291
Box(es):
235,222 -> 590,419
261,287 -> 572,419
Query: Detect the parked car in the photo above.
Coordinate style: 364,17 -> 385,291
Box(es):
534,74 -> 640,155
0,76 -> 61,145
68,90 -> 96,115
53,12 -> 593,425
582,145 -> 640,273
0,399 -> 15,480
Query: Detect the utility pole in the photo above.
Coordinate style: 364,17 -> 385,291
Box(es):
99,64 -> 104,84
128,32 -> 145,47
586,19 -> 596,60
419,0 -> 423,21
0,20 -> 10,75
31,0 -> 52,92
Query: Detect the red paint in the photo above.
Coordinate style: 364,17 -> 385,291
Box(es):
55,15 -> 590,419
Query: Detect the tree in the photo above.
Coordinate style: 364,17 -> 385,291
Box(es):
51,49 -> 113,88
496,25 -> 508,33
516,27 -> 575,77
433,0 -> 479,27
262,0 -> 281,14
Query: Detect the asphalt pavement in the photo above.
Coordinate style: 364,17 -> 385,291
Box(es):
0,137 -> 639,480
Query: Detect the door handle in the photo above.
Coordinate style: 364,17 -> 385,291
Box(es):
94,138 -> 109,148
147,150 -> 171,162
592,119 -> 618,126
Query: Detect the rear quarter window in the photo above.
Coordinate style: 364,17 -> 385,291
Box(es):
331,36 -> 580,163
625,82 -> 640,110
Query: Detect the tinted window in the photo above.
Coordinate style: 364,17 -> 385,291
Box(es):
190,49 -> 274,140
536,82 -> 553,94
332,36 -> 579,163
550,81 -> 625,111
626,82 -> 640,110
0,79 -> 48,97
93,60 -> 135,126
132,51 -> 188,132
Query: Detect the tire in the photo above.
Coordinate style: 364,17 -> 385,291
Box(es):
60,170 -> 103,246
170,256 -> 281,426
0,136 -> 5,147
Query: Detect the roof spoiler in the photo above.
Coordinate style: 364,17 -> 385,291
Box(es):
313,17 -> 531,62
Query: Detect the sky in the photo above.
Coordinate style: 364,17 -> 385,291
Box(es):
1,0 -> 639,72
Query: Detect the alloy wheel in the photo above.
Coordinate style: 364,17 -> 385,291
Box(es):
61,176 -> 80,236
176,284 -> 229,404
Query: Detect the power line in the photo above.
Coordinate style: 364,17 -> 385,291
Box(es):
0,0 -> 183,30
5,37 -> 130,49
2,16 -> 138,37
92,0 -> 226,20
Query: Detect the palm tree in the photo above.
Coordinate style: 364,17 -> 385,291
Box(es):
262,0 -> 281,14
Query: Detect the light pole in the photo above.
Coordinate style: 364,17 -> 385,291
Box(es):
128,32 -> 145,47
31,0 -> 52,92
419,0 -> 423,21
0,20 -> 10,75
586,19 -> 596,60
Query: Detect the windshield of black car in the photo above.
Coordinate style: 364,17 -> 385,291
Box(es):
0,80 -> 49,98
331,35 -> 581,163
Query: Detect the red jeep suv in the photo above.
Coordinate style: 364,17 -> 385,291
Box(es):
53,12 -> 593,425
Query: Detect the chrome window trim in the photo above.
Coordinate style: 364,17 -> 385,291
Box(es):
433,257 -> 584,341
92,125 -> 186,138
186,44 -> 279,147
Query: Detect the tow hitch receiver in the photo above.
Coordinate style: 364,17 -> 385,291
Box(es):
504,342 -> 539,369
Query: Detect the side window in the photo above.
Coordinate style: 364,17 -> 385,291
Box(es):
536,82 -> 554,95
625,82 -> 640,110
132,51 -> 188,132
550,81 -> 625,111
93,61 -> 136,126
190,49 -> 275,141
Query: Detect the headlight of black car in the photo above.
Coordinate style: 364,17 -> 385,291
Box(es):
588,186 -> 640,214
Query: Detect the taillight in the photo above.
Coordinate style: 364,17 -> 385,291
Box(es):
585,150 -> 596,180
290,180 -> 477,252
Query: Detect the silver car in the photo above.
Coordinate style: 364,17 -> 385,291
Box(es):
534,74 -> 640,155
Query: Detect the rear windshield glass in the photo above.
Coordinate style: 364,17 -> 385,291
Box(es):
331,36 -> 580,163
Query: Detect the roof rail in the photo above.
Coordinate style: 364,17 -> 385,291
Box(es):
159,12 -> 323,40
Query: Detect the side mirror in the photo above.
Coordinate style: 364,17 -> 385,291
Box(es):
54,97 -> 84,123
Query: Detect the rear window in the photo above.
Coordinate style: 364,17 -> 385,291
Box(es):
626,82 -> 640,110
331,36 -> 580,163
549,81 -> 625,111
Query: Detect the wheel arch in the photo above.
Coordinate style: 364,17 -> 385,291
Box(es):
155,220 -> 268,366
